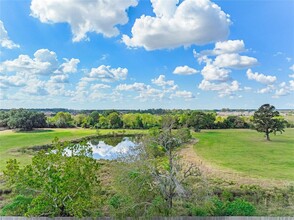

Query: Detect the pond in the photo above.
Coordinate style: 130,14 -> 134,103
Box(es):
88,136 -> 139,160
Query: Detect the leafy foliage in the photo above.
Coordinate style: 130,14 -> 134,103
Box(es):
47,112 -> 74,128
0,109 -> 47,131
253,104 -> 286,140
209,197 -> 256,216
3,139 -> 102,217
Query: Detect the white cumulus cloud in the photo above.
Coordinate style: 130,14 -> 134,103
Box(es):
116,82 -> 147,91
90,84 -> 111,90
0,20 -> 20,49
0,49 -> 58,75
257,85 -> 274,94
57,58 -> 80,74
213,40 -> 245,55
246,69 -> 277,84
50,74 -> 69,83
173,65 -> 198,75
123,0 -> 230,50
170,90 -> 195,99
198,79 -> 240,97
213,53 -> 258,69
152,75 -> 175,87
201,64 -> 231,81
88,65 -> 128,82
30,0 -> 138,42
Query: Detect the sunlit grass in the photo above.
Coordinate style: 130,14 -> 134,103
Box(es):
193,129 -> 294,181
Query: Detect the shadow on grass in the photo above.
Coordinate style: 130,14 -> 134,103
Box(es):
15,129 -> 54,133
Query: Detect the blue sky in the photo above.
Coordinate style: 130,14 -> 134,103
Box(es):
0,0 -> 293,110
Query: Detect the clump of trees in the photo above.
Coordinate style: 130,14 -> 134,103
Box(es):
47,112 -> 75,128
253,104 -> 286,141
1,106 -> 292,131
2,139 -> 102,217
0,109 -> 46,131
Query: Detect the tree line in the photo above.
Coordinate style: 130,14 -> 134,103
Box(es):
0,107 -> 292,131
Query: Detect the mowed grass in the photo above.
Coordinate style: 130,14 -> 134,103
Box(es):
0,128 -> 146,171
193,129 -> 294,181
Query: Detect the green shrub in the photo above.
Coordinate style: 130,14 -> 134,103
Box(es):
225,198 -> 256,216
1,195 -> 33,216
209,197 -> 256,216
189,206 -> 208,216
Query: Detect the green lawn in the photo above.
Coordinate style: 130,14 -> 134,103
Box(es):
193,129 -> 294,181
0,128 -> 146,171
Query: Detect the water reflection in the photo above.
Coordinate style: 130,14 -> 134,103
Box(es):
89,137 -> 138,160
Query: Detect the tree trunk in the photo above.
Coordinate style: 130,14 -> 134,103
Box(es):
168,147 -> 173,210
266,130 -> 270,141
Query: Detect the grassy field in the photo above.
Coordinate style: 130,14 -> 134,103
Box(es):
193,129 -> 294,182
285,115 -> 294,124
0,128 -> 146,171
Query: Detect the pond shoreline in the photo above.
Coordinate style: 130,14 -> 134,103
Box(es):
24,133 -> 143,152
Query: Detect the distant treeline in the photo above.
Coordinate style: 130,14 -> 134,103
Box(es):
0,108 -> 293,131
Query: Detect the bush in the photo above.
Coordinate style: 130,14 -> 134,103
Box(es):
225,198 -> 256,216
209,197 -> 256,216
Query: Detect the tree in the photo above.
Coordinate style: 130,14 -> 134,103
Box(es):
110,125 -> 200,217
6,109 -> 47,131
187,111 -> 207,131
224,116 -> 249,129
73,114 -> 87,127
253,104 -> 286,141
149,127 -> 200,212
0,111 -> 9,127
107,112 -> 122,128
49,112 -> 74,128
3,139 -> 102,217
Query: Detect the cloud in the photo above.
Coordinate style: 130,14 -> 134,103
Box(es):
116,82 -> 165,101
213,40 -> 245,55
199,40 -> 245,56
201,64 -> 231,81
213,53 -> 258,69
170,90 -> 195,99
194,40 -> 257,97
30,0 -> 138,42
0,20 -> 20,49
116,82 -> 147,91
90,84 -> 111,90
135,86 -> 164,101
22,79 -> 48,96
246,69 -> 277,84
273,88 -> 290,97
0,49 -> 58,75
0,74 -> 27,87
88,65 -> 128,82
152,75 -> 175,87
57,58 -> 80,74
173,65 -> 198,75
122,0 -> 230,50
257,85 -> 274,94
290,80 -> 294,90
0,49 -> 81,98
49,74 -> 69,83
198,79 -> 240,97
290,64 -> 294,72
115,78 -> 193,102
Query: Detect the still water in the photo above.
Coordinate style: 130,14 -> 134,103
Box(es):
88,136 -> 139,160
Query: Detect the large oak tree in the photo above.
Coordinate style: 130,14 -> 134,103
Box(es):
253,104 -> 286,141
